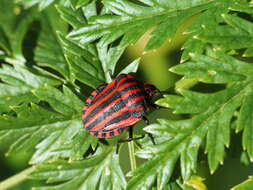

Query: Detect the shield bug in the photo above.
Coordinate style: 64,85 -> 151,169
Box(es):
82,74 -> 159,142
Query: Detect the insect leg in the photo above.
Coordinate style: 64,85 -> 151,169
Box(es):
116,143 -> 122,154
118,127 -> 132,143
126,126 -> 133,141
148,133 -> 156,145
118,127 -> 144,143
129,126 -> 133,140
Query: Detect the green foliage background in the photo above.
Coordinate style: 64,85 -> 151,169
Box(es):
0,0 -> 253,190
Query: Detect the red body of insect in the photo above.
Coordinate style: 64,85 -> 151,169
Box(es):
82,74 -> 158,138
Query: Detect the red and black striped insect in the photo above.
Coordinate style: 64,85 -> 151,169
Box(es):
82,74 -> 159,142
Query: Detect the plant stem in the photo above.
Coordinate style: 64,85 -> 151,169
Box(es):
128,141 -> 137,171
0,166 -> 35,190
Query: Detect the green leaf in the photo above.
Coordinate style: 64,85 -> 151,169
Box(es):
82,1 -> 96,19
1,1 -> 253,190
239,89 -> 253,159
119,58 -> 140,75
198,14 -> 253,50
30,148 -> 126,190
35,8 -> 70,80
32,85 -> 82,117
97,44 -> 125,82
0,103 -> 65,154
67,0 -> 214,49
69,0 -> 90,9
16,0 -> 70,10
0,0 -> 36,62
170,52 -> 246,84
65,53 -> 104,88
231,176 -> 253,190
57,32 -> 105,88
0,24 -> 11,55
151,50 -> 253,183
27,84 -> 96,163
56,4 -> 86,28
129,114 -> 209,189
0,62 -> 94,163
181,38 -> 206,63
0,82 -> 94,164
0,64 -> 59,112
57,2 -> 143,83
30,119 -> 83,164
0,83 -> 36,112
185,176 -> 207,190
145,6 -> 205,51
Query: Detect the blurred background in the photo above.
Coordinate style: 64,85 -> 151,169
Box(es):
1,1 -> 253,190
